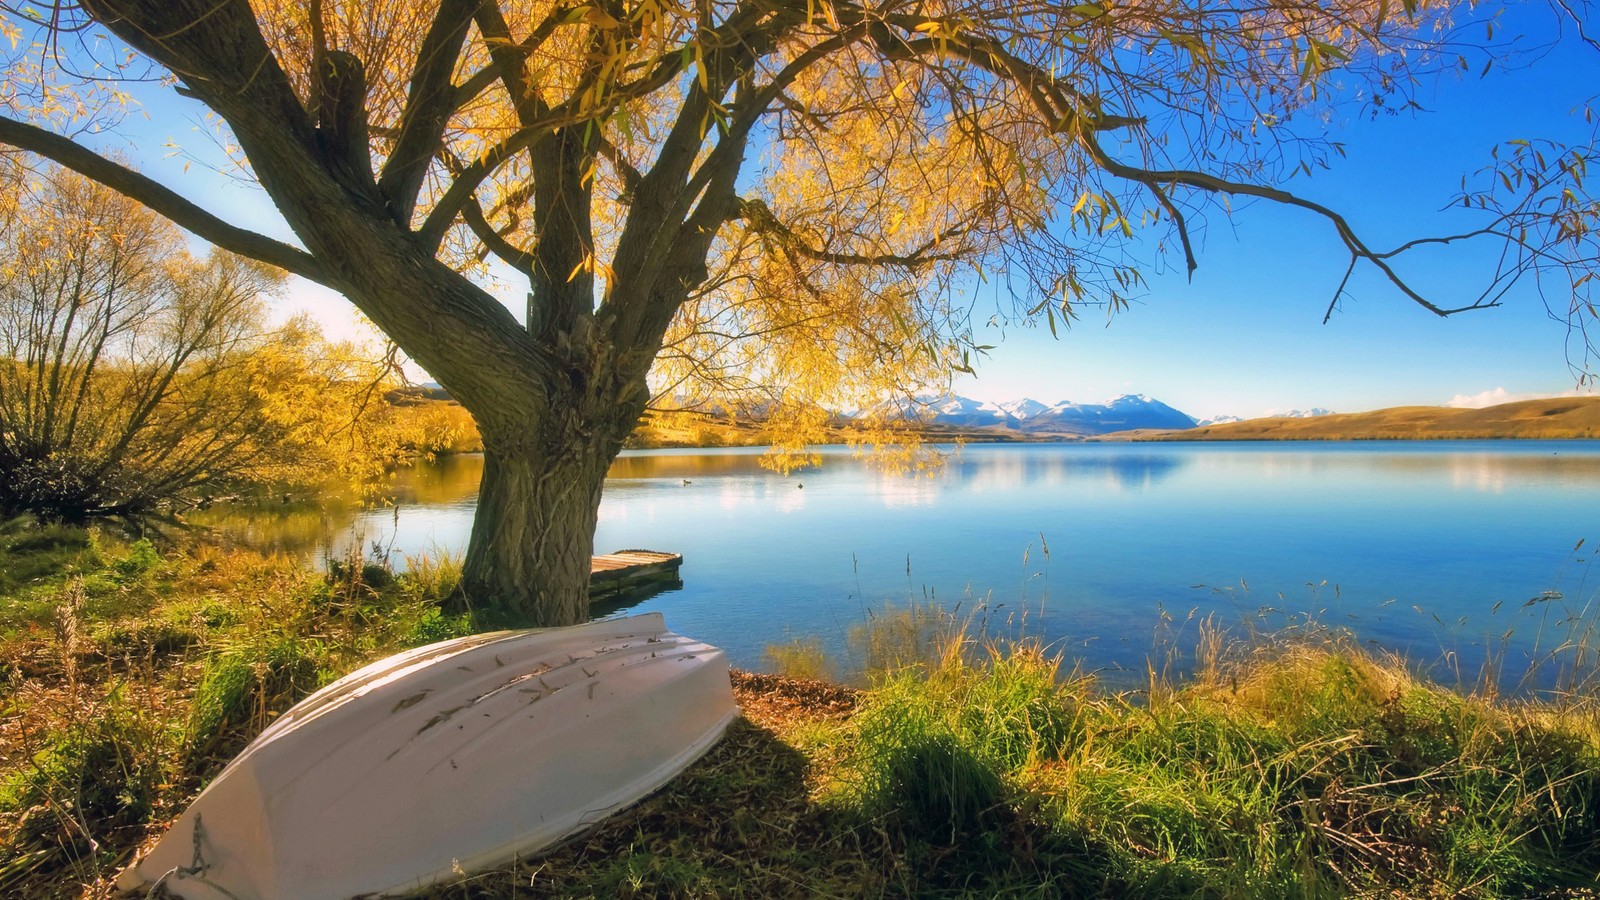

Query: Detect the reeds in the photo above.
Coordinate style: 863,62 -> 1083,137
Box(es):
816,621 -> 1600,897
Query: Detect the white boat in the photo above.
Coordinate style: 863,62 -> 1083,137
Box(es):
116,612 -> 738,899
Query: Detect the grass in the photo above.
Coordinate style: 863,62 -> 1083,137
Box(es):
0,519 -> 470,897
1,522 -> 1599,897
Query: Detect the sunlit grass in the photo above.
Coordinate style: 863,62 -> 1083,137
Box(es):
810,622 -> 1600,897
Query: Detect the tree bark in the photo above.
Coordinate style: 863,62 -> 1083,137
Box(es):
459,440 -> 604,626
455,370 -> 646,625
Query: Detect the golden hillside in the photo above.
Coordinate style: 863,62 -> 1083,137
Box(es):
1152,397 -> 1600,441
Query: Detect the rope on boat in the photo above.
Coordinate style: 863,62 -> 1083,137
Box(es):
143,813 -> 247,900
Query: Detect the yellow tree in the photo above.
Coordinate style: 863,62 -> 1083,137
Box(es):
0,162 -> 430,517
0,0 -> 1592,622
0,164 -> 287,517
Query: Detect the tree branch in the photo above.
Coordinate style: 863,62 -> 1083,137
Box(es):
448,5 -> 573,118
417,125 -> 550,251
875,16 -> 1490,319
736,196 -> 969,268
378,0 -> 481,226
0,115 -> 330,284
462,194 -> 537,277
1080,135 -> 1497,317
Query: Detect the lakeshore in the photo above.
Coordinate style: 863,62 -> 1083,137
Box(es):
390,397 -> 1600,455
3,528 -> 1600,897
614,396 -> 1600,449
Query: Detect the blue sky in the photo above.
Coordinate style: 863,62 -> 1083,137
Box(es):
94,2 -> 1600,422
953,3 -> 1600,419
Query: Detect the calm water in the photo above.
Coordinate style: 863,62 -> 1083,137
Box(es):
216,441 -> 1600,685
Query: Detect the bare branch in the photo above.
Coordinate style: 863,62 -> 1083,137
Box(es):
0,115 -> 329,284
462,195 -> 537,277
1082,136 -> 1500,317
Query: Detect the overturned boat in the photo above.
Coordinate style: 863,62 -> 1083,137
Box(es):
117,612 -> 737,899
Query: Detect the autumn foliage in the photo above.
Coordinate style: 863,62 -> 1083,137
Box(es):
0,164 -> 462,519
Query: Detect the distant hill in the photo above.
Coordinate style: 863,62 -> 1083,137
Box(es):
1141,397 -> 1600,441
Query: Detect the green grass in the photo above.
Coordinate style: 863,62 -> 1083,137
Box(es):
477,621 -> 1600,898
3,525 -> 1600,898
0,524 -> 482,897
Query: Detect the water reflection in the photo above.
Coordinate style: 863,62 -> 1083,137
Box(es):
389,453 -> 486,507
952,447 -> 1187,493
607,447 -> 779,481
189,500 -> 364,557
191,441 -> 1600,687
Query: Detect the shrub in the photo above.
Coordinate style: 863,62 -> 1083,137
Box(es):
186,637 -> 327,767
111,538 -> 161,581
398,608 -> 475,648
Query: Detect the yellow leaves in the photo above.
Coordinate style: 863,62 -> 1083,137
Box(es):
884,209 -> 907,236
692,39 -> 710,94
912,16 -> 980,38
808,0 -> 842,30
566,249 -> 616,285
1160,29 -> 1210,66
580,6 -> 624,29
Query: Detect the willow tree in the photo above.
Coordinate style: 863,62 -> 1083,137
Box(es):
0,0 -> 1592,623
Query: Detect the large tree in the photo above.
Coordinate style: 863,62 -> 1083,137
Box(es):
0,0 -> 1593,623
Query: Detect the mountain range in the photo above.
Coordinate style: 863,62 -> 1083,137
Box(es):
415,382 -> 1340,439
874,393 -> 1201,436
864,395 -> 1344,437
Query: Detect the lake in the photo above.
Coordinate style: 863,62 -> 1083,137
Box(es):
212,441 -> 1600,687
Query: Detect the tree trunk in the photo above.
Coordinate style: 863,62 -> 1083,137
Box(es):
456,416 -> 622,626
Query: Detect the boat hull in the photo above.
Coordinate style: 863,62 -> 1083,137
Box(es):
116,613 -> 737,899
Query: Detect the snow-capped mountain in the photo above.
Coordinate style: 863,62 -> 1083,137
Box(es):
1277,408 -> 1335,419
1197,415 -> 1245,426
921,394 -> 1013,427
877,393 -> 1199,435
1019,394 -> 1198,435
997,398 -> 1050,420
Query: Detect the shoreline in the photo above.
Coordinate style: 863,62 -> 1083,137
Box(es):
5,528 -> 1600,897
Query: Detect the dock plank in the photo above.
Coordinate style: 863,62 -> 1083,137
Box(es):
589,550 -> 682,600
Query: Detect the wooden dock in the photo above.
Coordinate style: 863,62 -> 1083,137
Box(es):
589,549 -> 683,601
